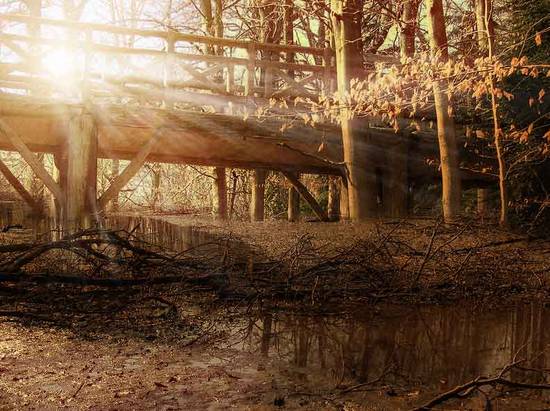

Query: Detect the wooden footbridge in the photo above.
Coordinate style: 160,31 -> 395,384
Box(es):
0,14 -> 488,227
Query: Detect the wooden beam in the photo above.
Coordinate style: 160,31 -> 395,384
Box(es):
327,175 -> 340,220
281,170 -> 328,222
212,167 -> 228,220
97,129 -> 160,211
0,13 -> 332,57
65,112 -> 98,228
250,169 -> 266,221
287,171 -> 300,222
0,118 -> 63,202
0,157 -> 43,214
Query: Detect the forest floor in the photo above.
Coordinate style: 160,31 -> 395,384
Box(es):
153,213 -> 550,306
1,213 -> 550,409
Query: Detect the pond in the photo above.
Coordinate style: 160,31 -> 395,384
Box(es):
241,302 -> 550,395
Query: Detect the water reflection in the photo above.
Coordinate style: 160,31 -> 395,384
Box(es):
243,303 -> 550,391
103,215 -> 218,253
0,202 -> 245,262
0,201 -> 53,240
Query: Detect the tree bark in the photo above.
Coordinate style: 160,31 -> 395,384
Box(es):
426,0 -> 462,222
331,0 -> 378,221
399,0 -> 420,60
474,0 -> 494,219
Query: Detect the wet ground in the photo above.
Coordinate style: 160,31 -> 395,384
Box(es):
1,202 -> 550,409
2,296 -> 550,410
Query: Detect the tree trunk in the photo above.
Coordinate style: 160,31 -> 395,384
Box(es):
476,0 -> 507,226
426,0 -> 462,222
331,0 -> 378,221
474,0 -> 494,219
399,0 -> 420,60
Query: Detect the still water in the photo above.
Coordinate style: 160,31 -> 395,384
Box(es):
241,303 -> 550,393
2,201 -> 549,394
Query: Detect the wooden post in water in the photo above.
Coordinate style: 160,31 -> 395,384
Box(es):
64,111 -> 98,230
250,169 -> 266,221
287,172 -> 300,222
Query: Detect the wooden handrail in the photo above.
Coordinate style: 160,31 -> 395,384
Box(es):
0,13 -> 332,57
0,13 -> 398,107
0,32 -> 334,73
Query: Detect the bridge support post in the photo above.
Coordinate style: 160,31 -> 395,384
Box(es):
212,167 -> 228,220
64,111 -> 98,230
287,172 -> 300,222
52,151 -> 67,224
328,176 -> 340,220
250,169 -> 266,221
339,177 -> 349,220
477,188 -> 489,218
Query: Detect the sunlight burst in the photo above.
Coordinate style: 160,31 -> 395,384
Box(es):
42,49 -> 79,79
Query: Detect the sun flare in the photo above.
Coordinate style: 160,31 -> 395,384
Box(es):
42,49 -> 79,79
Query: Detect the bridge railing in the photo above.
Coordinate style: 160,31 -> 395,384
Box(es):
0,14 -> 315,109
0,14 -> 397,113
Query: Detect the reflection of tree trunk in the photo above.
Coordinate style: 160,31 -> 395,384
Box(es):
426,0 -> 462,222
261,312 -> 272,357
296,318 -> 310,368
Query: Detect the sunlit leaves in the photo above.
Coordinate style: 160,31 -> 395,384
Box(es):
535,32 -> 542,47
